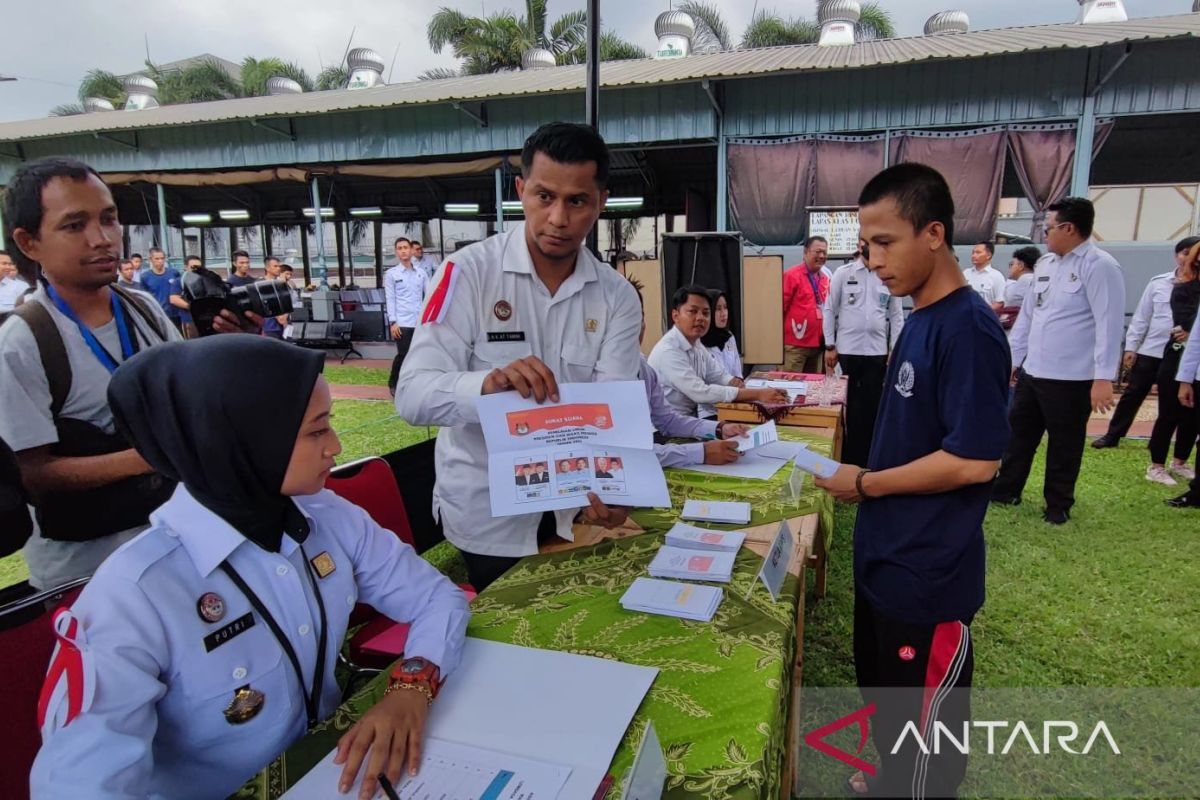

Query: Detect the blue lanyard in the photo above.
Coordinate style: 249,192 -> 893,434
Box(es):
44,284 -> 135,374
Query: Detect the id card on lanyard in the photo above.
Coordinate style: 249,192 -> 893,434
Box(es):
44,284 -> 136,374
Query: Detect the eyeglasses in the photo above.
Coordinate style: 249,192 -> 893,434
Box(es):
1041,222 -> 1070,235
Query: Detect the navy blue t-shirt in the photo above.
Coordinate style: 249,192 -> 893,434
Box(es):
138,268 -> 182,322
854,286 -> 1011,626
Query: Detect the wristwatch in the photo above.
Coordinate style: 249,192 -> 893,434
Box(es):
716,421 -> 727,439
386,657 -> 442,705
824,345 -> 836,352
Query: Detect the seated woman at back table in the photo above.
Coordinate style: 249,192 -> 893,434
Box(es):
32,336 -> 470,800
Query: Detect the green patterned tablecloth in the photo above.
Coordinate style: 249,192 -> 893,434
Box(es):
631,428 -> 835,553
236,429 -> 836,800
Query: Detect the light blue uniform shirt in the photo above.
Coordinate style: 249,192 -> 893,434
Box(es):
1177,325 -> 1200,384
640,355 -> 717,467
32,485 -> 470,800
383,262 -> 429,327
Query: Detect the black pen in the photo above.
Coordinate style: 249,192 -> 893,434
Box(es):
378,772 -> 401,800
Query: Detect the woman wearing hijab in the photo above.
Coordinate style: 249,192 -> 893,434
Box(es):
702,289 -> 742,379
32,336 -> 470,800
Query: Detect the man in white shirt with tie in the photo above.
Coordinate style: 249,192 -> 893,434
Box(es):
992,197 -> 1125,524
384,237 -> 429,396
963,241 -> 1007,312
823,240 -> 905,466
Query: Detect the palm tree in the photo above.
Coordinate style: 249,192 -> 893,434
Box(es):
51,69 -> 127,115
675,1 -> 733,52
425,0 -> 643,76
316,64 -> 350,91
739,1 -> 896,49
239,57 -> 314,96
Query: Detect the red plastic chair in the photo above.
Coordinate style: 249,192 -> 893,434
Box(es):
324,458 -> 472,673
0,578 -> 87,800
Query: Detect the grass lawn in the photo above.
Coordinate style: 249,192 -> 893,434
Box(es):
323,365 -> 390,387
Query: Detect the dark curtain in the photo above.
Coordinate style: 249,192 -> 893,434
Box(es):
1008,121 -> 1115,242
812,137 -> 887,207
890,128 -> 1008,245
728,139 -> 815,245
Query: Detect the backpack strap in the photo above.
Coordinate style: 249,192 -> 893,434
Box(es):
12,300 -> 72,420
111,283 -> 169,343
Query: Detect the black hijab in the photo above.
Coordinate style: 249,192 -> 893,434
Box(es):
108,336 -> 325,552
700,288 -> 734,350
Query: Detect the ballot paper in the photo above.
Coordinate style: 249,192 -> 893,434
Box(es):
620,577 -> 724,622
745,378 -> 807,403
283,737 -> 571,800
792,444 -> 841,479
754,441 -> 806,462
648,546 -> 736,583
477,382 -> 670,517
677,452 -> 790,481
681,499 -> 751,525
664,522 -> 746,553
733,420 -> 779,453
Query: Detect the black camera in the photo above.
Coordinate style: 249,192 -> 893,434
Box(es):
188,279 -> 294,336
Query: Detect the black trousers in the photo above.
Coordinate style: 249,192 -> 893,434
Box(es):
1148,345 -> 1197,465
855,590 -> 974,799
839,354 -> 888,467
461,511 -> 559,591
1186,382 -> 1200,500
1104,354 -> 1160,440
387,326 -> 415,392
992,374 -> 1092,513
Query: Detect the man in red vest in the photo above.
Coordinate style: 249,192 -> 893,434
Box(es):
781,235 -> 830,373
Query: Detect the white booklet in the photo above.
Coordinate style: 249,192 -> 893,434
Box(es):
664,522 -> 745,553
746,378 -> 807,403
648,546 -> 736,583
733,419 -> 780,453
681,499 -> 752,525
620,577 -> 724,622
476,382 -> 670,517
792,444 -> 841,479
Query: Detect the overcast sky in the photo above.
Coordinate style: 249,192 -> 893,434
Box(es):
0,0 -> 1189,122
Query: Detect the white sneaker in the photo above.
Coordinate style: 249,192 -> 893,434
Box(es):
1146,465 -> 1178,486
1170,463 -> 1196,481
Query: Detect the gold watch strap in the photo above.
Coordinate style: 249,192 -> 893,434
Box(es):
385,680 -> 434,706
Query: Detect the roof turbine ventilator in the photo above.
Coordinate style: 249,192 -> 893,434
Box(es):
1076,0 -> 1128,24
521,47 -> 557,70
654,9 -> 695,59
122,75 -> 159,111
818,0 -> 861,46
924,10 -> 970,35
346,47 -> 386,90
266,76 -> 304,95
83,97 -> 115,113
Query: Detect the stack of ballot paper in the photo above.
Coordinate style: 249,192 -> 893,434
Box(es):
620,577 -> 724,622
648,546 -> 736,583
681,499 -> 752,524
664,522 -> 745,553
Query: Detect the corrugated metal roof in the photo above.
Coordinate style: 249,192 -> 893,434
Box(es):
2,13 -> 1197,143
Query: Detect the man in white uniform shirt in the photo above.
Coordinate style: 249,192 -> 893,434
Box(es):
1093,235 -> 1199,448
396,123 -> 643,589
0,249 -> 31,312
648,286 -> 788,418
384,237 -> 429,395
992,198 -> 1125,524
411,240 -> 440,281
823,240 -> 905,466
963,241 -> 1007,312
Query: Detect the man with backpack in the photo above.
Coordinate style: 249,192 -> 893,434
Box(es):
0,158 -> 254,588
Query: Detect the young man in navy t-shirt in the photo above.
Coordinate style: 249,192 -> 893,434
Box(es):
816,164 -> 1011,798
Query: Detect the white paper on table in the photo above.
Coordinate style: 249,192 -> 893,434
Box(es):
680,500 -> 751,524
648,546 -> 735,583
620,577 -> 724,622
477,382 -> 668,517
745,378 -> 808,402
733,420 -> 779,453
755,441 -> 805,462
676,451 -> 790,480
664,522 -> 745,553
282,737 -> 572,800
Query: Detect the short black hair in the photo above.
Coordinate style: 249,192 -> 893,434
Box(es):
148,246 -> 164,257
130,253 -> 143,260
1012,246 -> 1041,271
521,122 -> 610,189
976,241 -> 995,256
185,254 -> 202,264
1046,197 -> 1094,238
0,249 -> 8,257
264,255 -> 281,264
3,157 -> 105,264
626,274 -> 644,309
671,284 -> 711,311
393,237 -> 410,247
119,258 -> 132,266
1174,236 -> 1200,255
858,163 -> 956,247
803,235 -> 828,249
233,250 -> 250,260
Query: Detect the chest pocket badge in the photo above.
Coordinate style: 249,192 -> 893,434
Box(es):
224,686 -> 265,724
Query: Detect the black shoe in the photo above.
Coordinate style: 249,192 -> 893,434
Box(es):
1091,435 -> 1119,449
990,495 -> 1021,506
1166,493 -> 1200,508
1043,508 -> 1070,525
